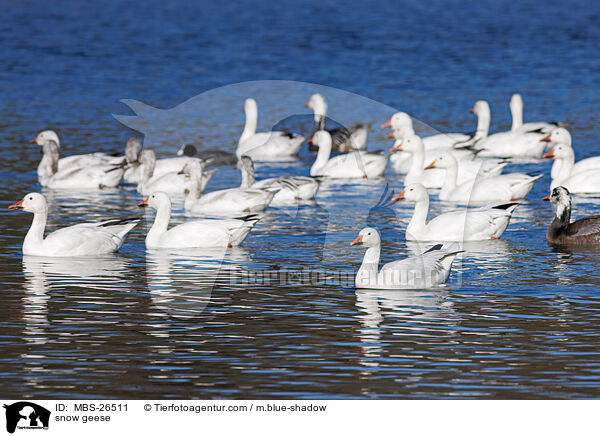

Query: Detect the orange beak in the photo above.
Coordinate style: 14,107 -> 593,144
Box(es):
29,138 -> 37,144
542,149 -> 555,159
307,137 -> 313,145
469,108 -> 474,114
384,131 -> 395,139
543,194 -> 551,201
389,143 -> 403,153
391,190 -> 406,202
425,161 -> 437,169
304,102 -> 309,108
540,134 -> 552,142
138,198 -> 149,207
8,199 -> 24,210
350,234 -> 364,246
380,120 -> 392,129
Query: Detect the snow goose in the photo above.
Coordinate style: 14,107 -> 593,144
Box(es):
38,141 -> 125,189
390,134 -> 507,188
386,124 -> 476,174
310,130 -> 388,178
30,130 -> 127,170
392,183 -> 519,241
305,93 -> 368,152
8,192 -> 139,256
350,227 -> 460,288
136,150 -> 215,196
177,143 -> 238,166
541,128 -> 600,185
124,142 -> 213,184
182,161 -> 278,216
543,186 -> 600,247
510,94 -> 561,134
381,112 -> 471,148
237,98 -> 305,160
138,191 -> 260,249
427,151 -> 542,203
238,156 -> 319,202
467,100 -> 547,158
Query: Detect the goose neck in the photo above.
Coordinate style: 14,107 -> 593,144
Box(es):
240,104 -> 258,143
23,209 -> 47,252
406,196 -> 429,236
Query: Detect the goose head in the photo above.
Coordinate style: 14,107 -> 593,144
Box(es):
125,138 -> 142,163
305,94 -> 327,120
138,191 -> 171,211
177,143 -> 197,157
139,149 -> 156,168
510,93 -> 523,111
544,186 -> 571,223
8,192 -> 48,214
30,130 -> 60,147
350,227 -> 381,247
244,98 -> 258,116
471,100 -> 490,118
424,152 -> 456,170
389,134 -> 423,154
540,128 -> 572,147
542,141 -> 574,161
391,183 -> 428,203
381,112 -> 412,130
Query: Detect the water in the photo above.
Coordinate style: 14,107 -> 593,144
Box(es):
1,0 -> 600,399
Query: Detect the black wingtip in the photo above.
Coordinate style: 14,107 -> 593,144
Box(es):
236,214 -> 261,222
423,243 -> 444,254
98,216 -> 142,227
493,202 -> 519,210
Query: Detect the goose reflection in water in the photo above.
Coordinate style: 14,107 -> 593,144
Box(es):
21,255 -> 129,390
354,288 -> 456,371
145,247 -> 250,320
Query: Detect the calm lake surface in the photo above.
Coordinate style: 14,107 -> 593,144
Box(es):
1,0 -> 600,399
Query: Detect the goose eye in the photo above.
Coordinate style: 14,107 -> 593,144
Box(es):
29,196 -> 33,200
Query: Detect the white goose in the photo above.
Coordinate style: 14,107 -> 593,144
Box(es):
310,130 -> 388,178
391,134 -> 507,188
139,191 -> 259,249
238,156 -> 319,202
237,98 -> 305,160
30,130 -> 128,170
510,94 -> 560,134
467,100 -> 547,158
386,120 -> 476,174
542,128 -> 600,180
542,129 -> 600,193
124,142 -> 212,184
381,112 -> 471,148
136,150 -> 215,196
182,161 -> 278,216
350,227 -> 460,289
305,93 -> 368,152
8,192 -> 139,256
392,183 -> 519,241
427,152 -> 542,202
38,141 -> 125,189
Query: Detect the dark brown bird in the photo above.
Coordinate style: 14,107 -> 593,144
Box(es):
544,186 -> 600,247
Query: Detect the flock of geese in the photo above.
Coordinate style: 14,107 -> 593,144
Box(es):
9,93 -> 600,289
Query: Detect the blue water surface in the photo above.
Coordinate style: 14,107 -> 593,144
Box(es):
0,0 -> 600,399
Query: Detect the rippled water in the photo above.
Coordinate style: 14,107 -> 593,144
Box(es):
1,0 -> 600,399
